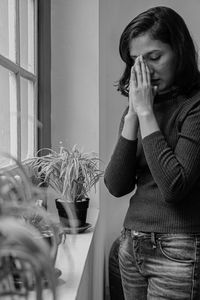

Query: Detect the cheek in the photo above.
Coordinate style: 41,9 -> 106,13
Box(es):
158,60 -> 176,81
162,54 -> 176,75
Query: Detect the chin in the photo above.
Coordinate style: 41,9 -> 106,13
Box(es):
157,84 -> 170,95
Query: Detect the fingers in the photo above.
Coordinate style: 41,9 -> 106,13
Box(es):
130,66 -> 137,88
145,62 -> 151,85
140,56 -> 147,85
128,67 -> 136,112
134,57 -> 143,86
132,56 -> 150,87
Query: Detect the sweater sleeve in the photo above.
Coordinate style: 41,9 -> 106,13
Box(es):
104,108 -> 138,197
142,102 -> 200,204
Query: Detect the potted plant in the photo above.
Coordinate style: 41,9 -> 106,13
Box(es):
26,145 -> 104,229
0,156 -> 62,298
0,157 -> 64,266
0,217 -> 57,299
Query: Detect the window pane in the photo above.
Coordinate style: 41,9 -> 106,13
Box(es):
21,77 -> 35,160
20,0 -> 35,72
0,0 -> 16,61
0,66 -> 17,166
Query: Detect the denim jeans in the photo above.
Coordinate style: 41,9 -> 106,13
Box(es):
118,228 -> 200,300
109,237 -> 125,300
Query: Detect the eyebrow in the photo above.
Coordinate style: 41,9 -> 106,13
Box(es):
130,50 -> 161,59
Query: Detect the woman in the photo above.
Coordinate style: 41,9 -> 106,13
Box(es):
104,6 -> 200,300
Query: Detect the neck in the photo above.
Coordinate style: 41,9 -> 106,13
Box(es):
157,86 -> 177,96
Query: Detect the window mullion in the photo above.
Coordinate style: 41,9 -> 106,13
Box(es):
27,81 -> 34,157
34,0 -> 38,153
16,0 -> 21,161
19,67 -> 37,81
0,55 -> 19,74
0,55 -> 37,81
34,0 -> 38,77
16,73 -> 21,161
9,73 -> 18,161
38,0 -> 51,150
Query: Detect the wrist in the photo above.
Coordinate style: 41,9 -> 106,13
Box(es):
125,111 -> 138,121
136,107 -> 153,118
137,110 -> 159,139
122,113 -> 139,141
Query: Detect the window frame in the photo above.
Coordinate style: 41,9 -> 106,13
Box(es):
0,0 -> 38,162
37,0 -> 51,151
0,0 -> 51,163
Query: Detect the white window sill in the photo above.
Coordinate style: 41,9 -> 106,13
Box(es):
55,207 -> 99,300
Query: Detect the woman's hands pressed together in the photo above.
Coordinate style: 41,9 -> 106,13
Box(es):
125,55 -> 159,139
129,55 -> 156,116
122,55 -> 159,140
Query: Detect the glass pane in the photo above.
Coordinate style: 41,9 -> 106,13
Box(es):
21,77 -> 35,160
0,0 -> 16,61
20,0 -> 35,72
0,65 -> 17,166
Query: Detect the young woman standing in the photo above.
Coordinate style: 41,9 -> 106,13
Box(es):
105,6 -> 200,300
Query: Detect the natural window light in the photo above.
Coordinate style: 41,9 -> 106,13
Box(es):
0,0 -> 37,166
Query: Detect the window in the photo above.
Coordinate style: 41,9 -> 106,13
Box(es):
0,0 -> 38,166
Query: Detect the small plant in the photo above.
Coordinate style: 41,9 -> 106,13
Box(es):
26,145 -> 104,203
0,154 -> 62,298
0,217 -> 57,299
0,154 -> 65,259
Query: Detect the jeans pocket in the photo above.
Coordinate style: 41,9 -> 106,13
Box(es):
158,234 -> 196,263
119,228 -> 135,269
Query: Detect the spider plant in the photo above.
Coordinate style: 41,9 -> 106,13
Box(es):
0,217 -> 57,300
0,153 -> 73,297
26,145 -> 104,203
0,154 -> 64,263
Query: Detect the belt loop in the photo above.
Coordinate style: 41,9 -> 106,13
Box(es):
151,233 -> 157,249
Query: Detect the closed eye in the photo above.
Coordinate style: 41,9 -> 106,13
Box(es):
150,56 -> 160,61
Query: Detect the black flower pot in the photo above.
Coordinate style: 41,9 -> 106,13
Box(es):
55,198 -> 90,228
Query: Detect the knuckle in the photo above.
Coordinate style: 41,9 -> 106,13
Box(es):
143,84 -> 150,90
135,87 -> 140,93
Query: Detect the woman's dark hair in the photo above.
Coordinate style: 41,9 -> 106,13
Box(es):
118,6 -> 200,97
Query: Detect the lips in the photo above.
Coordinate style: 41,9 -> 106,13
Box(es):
151,80 -> 160,87
151,79 -> 160,86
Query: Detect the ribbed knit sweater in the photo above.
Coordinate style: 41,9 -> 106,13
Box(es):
104,89 -> 200,233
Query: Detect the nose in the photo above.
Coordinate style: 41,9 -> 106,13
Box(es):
145,60 -> 154,76
146,62 -> 154,75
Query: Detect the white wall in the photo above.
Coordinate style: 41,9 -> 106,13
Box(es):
51,0 -> 200,298
51,1 -> 104,300
51,0 -> 99,154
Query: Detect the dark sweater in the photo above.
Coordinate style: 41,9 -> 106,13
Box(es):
104,89 -> 200,233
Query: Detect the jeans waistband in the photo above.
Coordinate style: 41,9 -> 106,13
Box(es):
123,228 -> 200,246
124,229 -> 157,248
125,228 -> 151,237
131,230 -> 149,237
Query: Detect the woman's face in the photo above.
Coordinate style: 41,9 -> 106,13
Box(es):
129,32 -> 177,93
